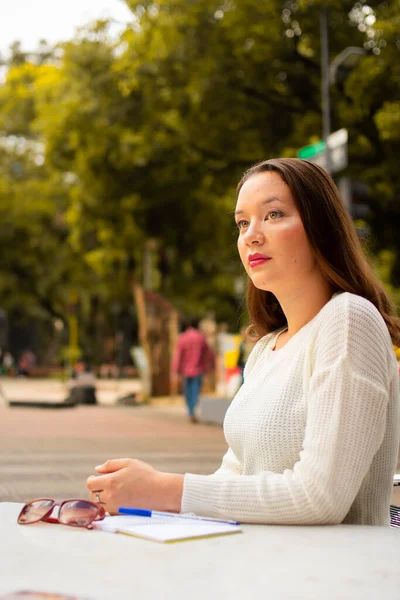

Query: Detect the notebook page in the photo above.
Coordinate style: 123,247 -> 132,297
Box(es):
93,515 -> 242,542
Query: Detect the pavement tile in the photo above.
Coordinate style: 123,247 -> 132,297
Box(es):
0,399 -> 227,503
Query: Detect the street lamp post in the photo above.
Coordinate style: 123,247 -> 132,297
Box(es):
320,7 -> 366,206
329,46 -> 366,85
320,6 -> 332,175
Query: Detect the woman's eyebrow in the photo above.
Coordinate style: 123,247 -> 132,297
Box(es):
235,196 -> 282,216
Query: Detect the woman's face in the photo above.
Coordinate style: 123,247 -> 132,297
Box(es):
235,171 -> 319,297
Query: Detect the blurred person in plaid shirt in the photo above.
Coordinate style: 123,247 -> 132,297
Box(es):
172,318 -> 215,423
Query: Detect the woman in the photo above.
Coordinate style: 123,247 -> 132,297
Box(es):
87,158 -> 400,525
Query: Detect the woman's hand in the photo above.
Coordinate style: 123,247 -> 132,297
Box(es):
86,458 -> 184,515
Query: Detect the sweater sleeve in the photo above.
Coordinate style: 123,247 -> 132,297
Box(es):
181,295 -> 396,524
213,447 -> 243,476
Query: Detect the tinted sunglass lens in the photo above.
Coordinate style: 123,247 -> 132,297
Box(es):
59,500 -> 98,526
18,499 -> 54,524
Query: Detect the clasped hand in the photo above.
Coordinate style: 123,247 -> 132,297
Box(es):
86,458 -> 184,515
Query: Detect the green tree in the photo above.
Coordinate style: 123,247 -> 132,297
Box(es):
1,0 -> 399,366
0,58 -> 110,362
335,0 -> 400,288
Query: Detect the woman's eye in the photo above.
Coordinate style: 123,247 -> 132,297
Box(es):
266,210 -> 282,220
237,220 -> 249,230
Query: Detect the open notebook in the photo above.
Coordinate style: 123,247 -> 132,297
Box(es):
93,514 -> 242,543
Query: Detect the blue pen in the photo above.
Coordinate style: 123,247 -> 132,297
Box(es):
118,507 -> 240,526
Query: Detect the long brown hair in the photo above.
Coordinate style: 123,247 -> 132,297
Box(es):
237,158 -> 400,346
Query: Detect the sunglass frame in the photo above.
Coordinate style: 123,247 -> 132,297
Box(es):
17,498 -> 106,528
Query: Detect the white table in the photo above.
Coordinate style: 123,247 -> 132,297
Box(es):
0,502 -> 399,600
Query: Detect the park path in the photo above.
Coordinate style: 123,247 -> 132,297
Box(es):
0,401 -> 227,503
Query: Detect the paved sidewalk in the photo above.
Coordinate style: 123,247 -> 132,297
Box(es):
0,398 -> 227,503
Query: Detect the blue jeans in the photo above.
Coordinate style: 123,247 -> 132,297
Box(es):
183,375 -> 202,416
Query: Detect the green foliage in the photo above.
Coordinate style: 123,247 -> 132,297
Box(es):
0,0 -> 400,363
373,250 -> 400,309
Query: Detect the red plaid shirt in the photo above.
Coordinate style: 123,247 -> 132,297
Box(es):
172,328 -> 215,377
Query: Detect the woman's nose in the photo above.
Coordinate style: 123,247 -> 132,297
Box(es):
243,221 -> 264,245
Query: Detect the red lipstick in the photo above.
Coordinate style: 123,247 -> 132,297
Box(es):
248,253 -> 271,268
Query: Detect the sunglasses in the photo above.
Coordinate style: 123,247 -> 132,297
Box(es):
17,498 -> 106,528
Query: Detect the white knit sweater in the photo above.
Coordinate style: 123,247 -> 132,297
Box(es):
182,292 -> 400,525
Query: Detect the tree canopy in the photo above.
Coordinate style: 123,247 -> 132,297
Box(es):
0,0 -> 399,361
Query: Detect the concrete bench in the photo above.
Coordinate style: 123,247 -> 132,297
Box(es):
198,394 -> 231,426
